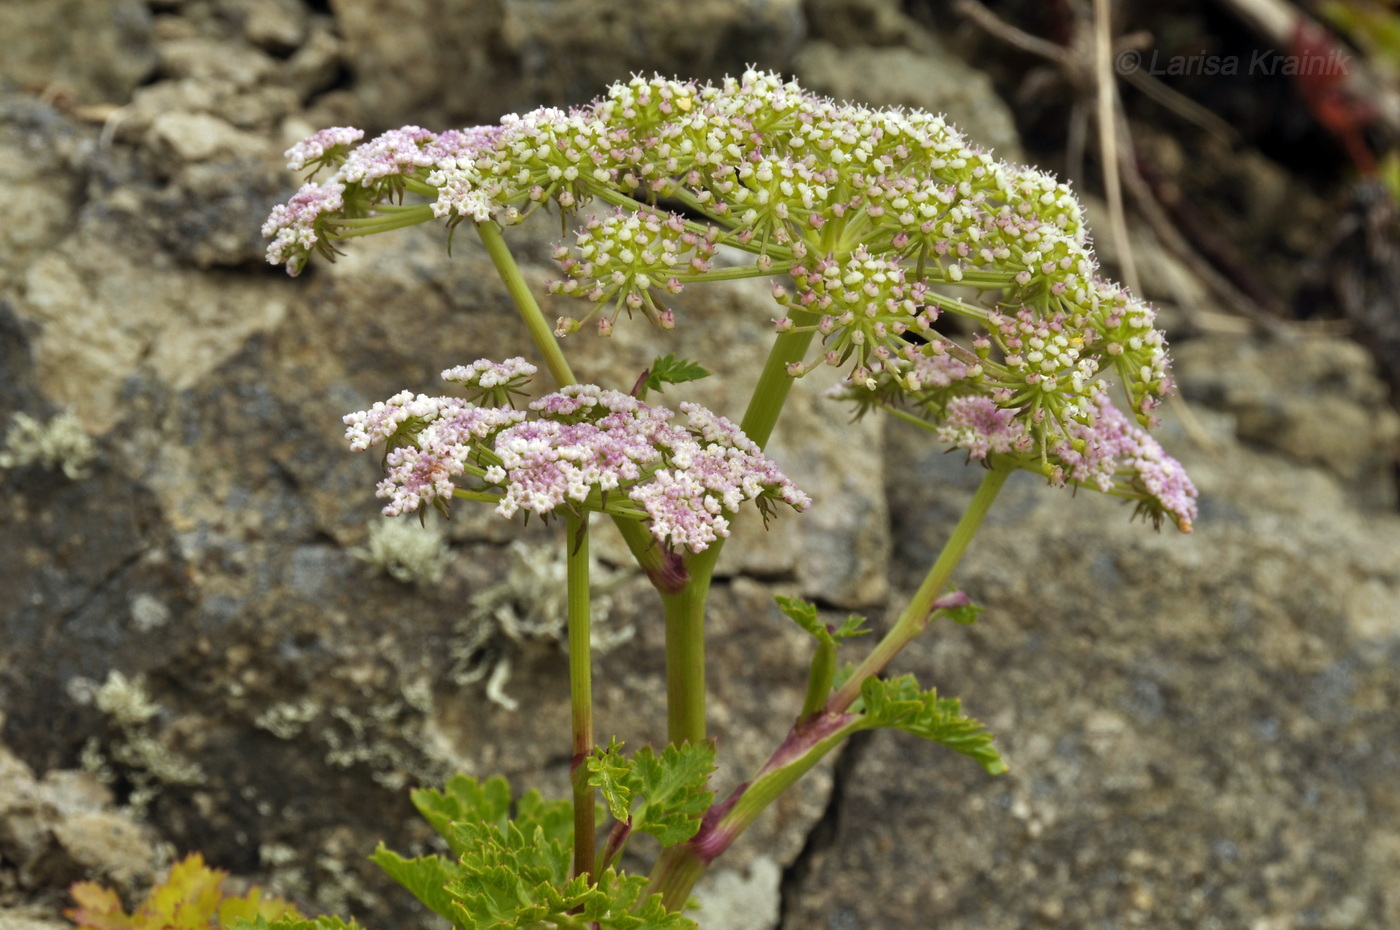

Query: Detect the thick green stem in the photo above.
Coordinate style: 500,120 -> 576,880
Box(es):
565,512 -> 595,883
658,546 -> 719,746
656,323 -> 820,746
648,461 -> 1012,909
828,463 -> 1011,715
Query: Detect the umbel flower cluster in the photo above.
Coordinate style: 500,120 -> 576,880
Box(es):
343,359 -> 811,552
267,69 -> 1195,531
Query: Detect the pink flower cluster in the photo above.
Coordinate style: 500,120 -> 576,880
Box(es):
344,364 -> 810,550
930,388 -> 1197,531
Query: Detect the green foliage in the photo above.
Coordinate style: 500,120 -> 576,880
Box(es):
67,854 -> 300,930
587,741 -> 716,846
234,918 -> 360,930
642,355 -> 710,396
774,596 -> 869,647
368,848 -> 458,923
410,774 -> 515,854
936,596 -> 983,626
859,675 -> 1007,775
377,774 -> 697,930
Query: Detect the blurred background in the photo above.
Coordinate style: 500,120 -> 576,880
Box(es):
2,0 -> 1399,927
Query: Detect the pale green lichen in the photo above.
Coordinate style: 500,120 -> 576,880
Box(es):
351,518 -> 452,585
94,671 -> 161,728
448,540 -> 633,709
80,671 -> 206,813
0,410 -> 96,479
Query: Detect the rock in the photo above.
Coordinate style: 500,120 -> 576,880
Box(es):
239,0 -> 309,54
0,0 -> 156,105
148,111 -> 270,164
157,37 -> 277,89
1173,333 -> 1400,505
51,815 -> 154,890
794,41 -> 1024,160
330,0 -> 805,128
693,856 -> 783,930
779,406 -> 1400,928
0,909 -> 71,930
0,742 -> 159,898
804,0 -> 926,49
2,3 -> 1400,927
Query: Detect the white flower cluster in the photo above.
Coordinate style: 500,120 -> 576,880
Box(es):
269,70 -> 1185,523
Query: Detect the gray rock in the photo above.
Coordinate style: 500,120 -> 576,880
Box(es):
330,0 -> 805,128
0,743 -> 159,898
0,0 -> 156,105
1173,333 -> 1400,505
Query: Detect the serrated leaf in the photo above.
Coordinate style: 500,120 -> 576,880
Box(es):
215,889 -> 299,929
860,675 -> 1007,775
774,595 -> 827,643
513,788 -> 573,851
832,614 -> 870,639
589,738 -> 635,821
69,855 -> 301,930
410,774 -> 513,854
628,743 -> 716,846
66,883 -> 134,930
644,355 -> 710,395
232,916 -> 360,930
369,846 -> 458,922
591,872 -> 698,930
149,854 -> 225,930
445,824 -> 595,930
776,596 -> 869,646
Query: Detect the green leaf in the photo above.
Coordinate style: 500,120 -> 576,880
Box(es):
230,917 -> 358,930
775,595 -> 825,643
588,737 -> 635,821
859,675 -> 1007,775
513,788 -> 573,851
776,596 -> 868,646
70,855 -> 300,930
588,742 -> 715,847
410,774 -> 512,854
933,591 -> 983,626
832,614 -> 871,639
628,743 -> 716,847
368,847 -> 457,923
445,818 -> 591,930
644,355 -> 710,395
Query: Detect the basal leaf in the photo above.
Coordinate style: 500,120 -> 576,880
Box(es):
588,738 -> 635,821
66,883 -> 134,930
215,889 -> 299,929
410,774 -> 513,854
368,846 -> 458,922
69,857 -> 302,930
629,742 -> 716,847
231,915 -> 360,930
513,788 -> 573,851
